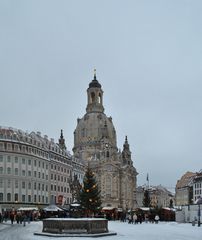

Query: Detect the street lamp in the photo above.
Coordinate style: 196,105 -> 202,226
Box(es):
196,196 -> 202,227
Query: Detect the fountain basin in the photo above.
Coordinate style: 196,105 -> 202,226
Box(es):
42,218 -> 109,234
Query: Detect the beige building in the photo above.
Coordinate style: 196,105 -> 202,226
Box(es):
73,72 -> 138,210
0,127 -> 84,211
193,170 -> 202,203
175,170 -> 202,206
175,171 -> 196,206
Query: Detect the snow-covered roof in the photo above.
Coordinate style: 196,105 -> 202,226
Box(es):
0,126 -> 72,158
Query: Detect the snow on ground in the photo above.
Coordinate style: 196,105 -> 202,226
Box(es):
0,220 -> 202,240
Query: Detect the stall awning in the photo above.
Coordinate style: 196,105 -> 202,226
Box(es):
18,207 -> 38,211
102,207 -> 115,211
43,205 -> 63,212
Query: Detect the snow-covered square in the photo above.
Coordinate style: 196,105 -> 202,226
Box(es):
0,220 -> 202,240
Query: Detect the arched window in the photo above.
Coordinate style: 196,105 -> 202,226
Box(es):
0,192 -> 3,201
91,92 -> 95,103
98,93 -> 102,104
14,193 -> 18,201
7,193 -> 11,201
106,175 -> 112,197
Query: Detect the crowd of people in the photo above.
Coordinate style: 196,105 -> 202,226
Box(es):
0,208 -> 161,226
0,210 -> 39,226
103,210 -> 160,224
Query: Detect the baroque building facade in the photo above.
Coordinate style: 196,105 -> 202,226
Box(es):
136,185 -> 175,208
73,72 -> 138,210
175,170 -> 202,206
0,127 -> 84,211
175,171 -> 196,206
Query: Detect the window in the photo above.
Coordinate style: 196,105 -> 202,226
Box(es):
22,182 -> 25,189
51,174 -> 53,180
15,157 -> 18,163
0,155 -> 3,162
15,168 -> 18,175
34,171 -> 37,177
0,193 -> 3,201
15,180 -> 18,188
7,156 -> 11,162
28,171 -> 31,177
38,183 -> 40,190
38,172 -> 40,178
28,182 -> 31,189
22,170 -> 26,176
22,195 -> 25,202
7,167 -> 11,174
106,175 -> 112,197
0,179 -> 3,188
34,195 -> 37,202
28,195 -> 31,202
34,160 -> 37,166
14,193 -> 18,202
0,167 -> 3,174
28,159 -> 31,165
22,158 -> 26,164
7,193 -> 11,201
34,182 -> 36,190
0,143 -> 4,151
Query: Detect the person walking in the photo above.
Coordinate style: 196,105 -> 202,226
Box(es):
133,213 -> 137,224
10,212 -> 14,224
155,214 -> 160,224
22,212 -> 26,227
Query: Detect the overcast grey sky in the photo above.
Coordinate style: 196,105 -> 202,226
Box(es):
1,0 -> 202,190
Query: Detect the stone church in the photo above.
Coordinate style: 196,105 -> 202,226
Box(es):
73,71 -> 138,210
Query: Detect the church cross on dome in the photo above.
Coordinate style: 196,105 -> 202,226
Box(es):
94,68 -> 97,80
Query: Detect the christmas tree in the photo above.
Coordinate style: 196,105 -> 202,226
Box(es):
79,166 -> 102,216
142,189 -> 151,207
